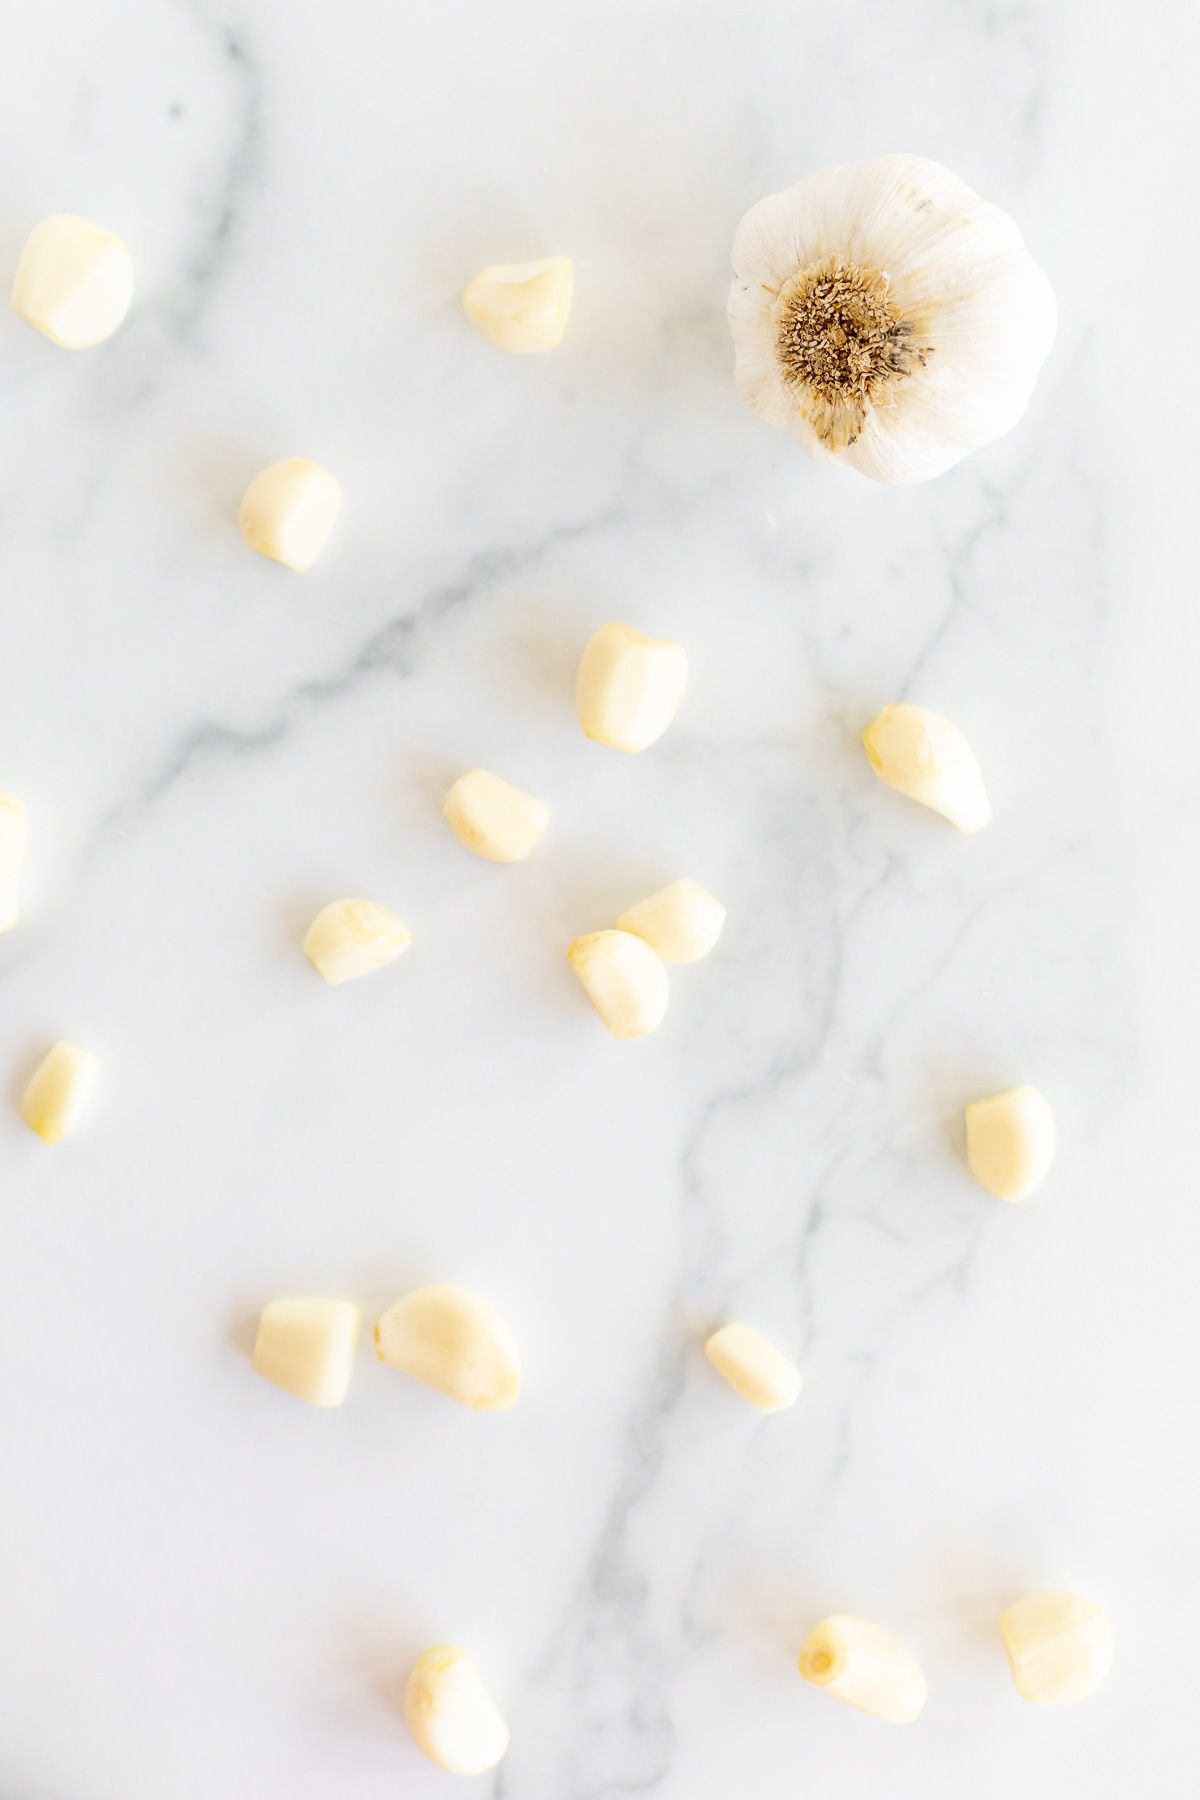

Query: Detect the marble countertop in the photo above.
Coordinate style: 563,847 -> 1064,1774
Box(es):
2,4 -> 1196,1796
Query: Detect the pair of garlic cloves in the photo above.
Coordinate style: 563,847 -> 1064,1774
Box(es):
253,1284 -> 519,1413
568,877 -> 725,1039
797,1592 -> 1111,1721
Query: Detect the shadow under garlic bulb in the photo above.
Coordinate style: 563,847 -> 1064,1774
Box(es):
728,154 -> 1056,483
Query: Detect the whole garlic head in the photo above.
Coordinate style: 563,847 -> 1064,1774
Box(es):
728,155 -> 1056,483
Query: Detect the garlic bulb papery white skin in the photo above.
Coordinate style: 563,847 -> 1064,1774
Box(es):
728,155 -> 1056,483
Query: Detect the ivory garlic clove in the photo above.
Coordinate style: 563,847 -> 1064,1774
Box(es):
567,930 -> 669,1039
252,1297 -> 361,1408
375,1285 -> 520,1411
20,1041 -> 97,1146
444,769 -> 550,863
704,1323 -> 801,1412
728,155 -> 1056,483
462,256 -> 573,354
0,793 -> 28,932
965,1086 -> 1056,1203
863,703 -> 991,833
239,458 -> 341,572
12,214 -> 134,348
303,899 -> 412,985
999,1592 -> 1113,1706
576,622 -> 688,753
617,878 -> 725,964
404,1645 -> 510,1775
798,1615 -> 928,1723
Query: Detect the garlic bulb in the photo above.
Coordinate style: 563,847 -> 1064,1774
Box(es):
728,155 -> 1056,483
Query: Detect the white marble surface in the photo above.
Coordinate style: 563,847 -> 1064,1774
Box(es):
1,4 -> 1197,1796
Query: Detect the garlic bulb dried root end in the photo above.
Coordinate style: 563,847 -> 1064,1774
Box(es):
375,1285 -> 520,1411
12,213 -> 134,348
863,703 -> 991,833
616,877 -> 725,964
567,929 -> 669,1038
239,458 -> 341,572
20,1041 -> 97,1145
303,899 -> 413,985
444,769 -> 549,863
705,1323 -> 801,1412
1000,1592 -> 1113,1706
462,256 -> 573,354
576,622 -> 688,753
965,1086 -> 1055,1202
729,155 -> 1056,483
252,1297 -> 361,1407
798,1615 -> 928,1723
404,1645 -> 510,1774
0,792 -> 29,931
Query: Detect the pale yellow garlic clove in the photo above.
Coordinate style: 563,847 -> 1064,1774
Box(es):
965,1086 -> 1055,1202
303,899 -> 412,986
0,792 -> 28,932
252,1297 -> 360,1408
798,1616 -> 928,1723
1000,1592 -> 1113,1705
863,704 -> 991,833
462,256 -> 573,354
617,878 -> 725,964
20,1041 -> 97,1146
375,1285 -> 520,1411
567,929 -> 669,1039
239,457 -> 341,572
444,769 -> 550,863
12,214 -> 134,348
576,622 -> 688,753
404,1645 -> 510,1775
704,1323 -> 801,1412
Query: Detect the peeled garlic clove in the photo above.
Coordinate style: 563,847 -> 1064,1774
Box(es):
252,1297 -> 360,1408
728,155 -> 1056,483
567,929 -> 669,1039
576,622 -> 688,753
863,703 -> 991,833
704,1323 -> 801,1413
444,769 -> 550,863
12,213 -> 134,348
965,1086 -> 1055,1202
1000,1592 -> 1113,1706
404,1645 -> 510,1775
617,878 -> 725,964
798,1615 -> 928,1723
303,899 -> 412,985
20,1041 -> 97,1146
0,792 -> 28,932
375,1285 -> 520,1411
462,255 -> 573,354
239,458 -> 341,572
